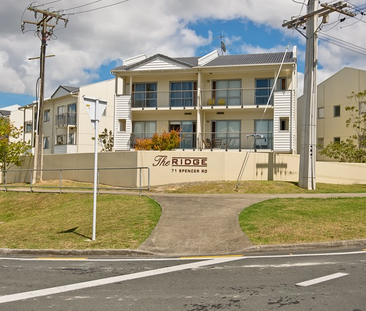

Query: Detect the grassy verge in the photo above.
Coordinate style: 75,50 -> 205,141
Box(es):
239,197 -> 366,245
0,192 -> 161,250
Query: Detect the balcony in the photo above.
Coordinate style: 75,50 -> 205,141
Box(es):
201,88 -> 277,108
56,113 -> 77,127
131,90 -> 198,109
127,88 -> 289,109
129,131 -> 273,151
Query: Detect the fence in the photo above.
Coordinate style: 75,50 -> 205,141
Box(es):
0,167 -> 150,194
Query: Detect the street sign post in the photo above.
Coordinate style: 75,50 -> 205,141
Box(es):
83,96 -> 107,241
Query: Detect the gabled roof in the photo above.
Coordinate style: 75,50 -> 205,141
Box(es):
112,50 -> 295,72
112,54 -> 196,71
0,110 -> 11,117
51,85 -> 79,99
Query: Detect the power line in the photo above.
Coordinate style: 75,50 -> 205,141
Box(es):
64,0 -> 129,15
62,0 -> 102,12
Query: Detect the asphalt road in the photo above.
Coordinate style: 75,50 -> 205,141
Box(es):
1,248 -> 365,311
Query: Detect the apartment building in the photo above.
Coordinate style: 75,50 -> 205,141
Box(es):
298,67 -> 366,161
19,80 -> 115,154
112,48 -> 298,153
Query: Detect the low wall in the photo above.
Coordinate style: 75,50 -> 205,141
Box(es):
3,151 -> 366,187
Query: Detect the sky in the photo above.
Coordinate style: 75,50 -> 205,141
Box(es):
1,0 -> 366,109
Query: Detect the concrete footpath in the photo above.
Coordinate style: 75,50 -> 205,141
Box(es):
138,192 -> 366,256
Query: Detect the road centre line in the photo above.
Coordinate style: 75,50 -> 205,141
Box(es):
0,257 -> 243,304
296,272 -> 349,287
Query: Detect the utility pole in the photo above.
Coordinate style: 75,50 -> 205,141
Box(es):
22,5 -> 68,181
283,1 -> 355,190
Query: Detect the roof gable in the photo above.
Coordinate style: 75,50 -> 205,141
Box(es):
51,85 -> 79,99
113,54 -> 194,72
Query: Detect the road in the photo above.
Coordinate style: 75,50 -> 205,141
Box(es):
0,248 -> 365,310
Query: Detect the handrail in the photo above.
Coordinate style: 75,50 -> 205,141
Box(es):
0,167 -> 150,195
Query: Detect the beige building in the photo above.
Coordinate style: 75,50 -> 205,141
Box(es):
298,67 -> 366,161
19,80 -> 115,154
112,48 -> 298,153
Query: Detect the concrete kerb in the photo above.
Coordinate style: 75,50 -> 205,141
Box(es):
1,239 -> 366,258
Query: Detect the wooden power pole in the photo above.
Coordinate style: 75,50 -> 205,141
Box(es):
22,5 -> 68,181
283,1 -> 355,190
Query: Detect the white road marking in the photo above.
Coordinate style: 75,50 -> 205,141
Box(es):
296,272 -> 349,287
241,262 -> 338,268
0,257 -> 243,304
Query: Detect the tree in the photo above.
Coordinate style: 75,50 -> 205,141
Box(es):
320,90 -> 366,163
0,118 -> 32,177
134,130 -> 181,151
92,128 -> 114,152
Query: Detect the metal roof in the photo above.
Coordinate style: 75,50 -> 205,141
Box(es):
204,52 -> 295,67
112,51 -> 295,72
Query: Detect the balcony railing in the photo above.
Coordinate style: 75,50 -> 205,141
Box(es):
131,90 -> 198,109
201,88 -> 275,107
130,131 -> 273,151
56,113 -> 77,127
128,88 -> 283,109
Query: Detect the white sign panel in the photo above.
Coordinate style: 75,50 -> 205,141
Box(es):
83,96 -> 107,122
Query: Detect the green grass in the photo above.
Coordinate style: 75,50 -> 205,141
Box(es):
239,197 -> 366,245
0,192 -> 161,250
150,180 -> 366,194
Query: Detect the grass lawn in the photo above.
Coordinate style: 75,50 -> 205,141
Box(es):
0,192 -> 161,250
239,197 -> 366,245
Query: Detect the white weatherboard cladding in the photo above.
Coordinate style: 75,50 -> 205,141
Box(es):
114,95 -> 132,151
54,145 -> 77,154
273,91 -> 295,152
131,57 -> 190,71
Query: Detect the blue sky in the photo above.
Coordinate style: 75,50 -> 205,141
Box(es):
1,0 -> 365,109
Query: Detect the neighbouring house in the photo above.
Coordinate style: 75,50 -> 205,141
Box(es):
18,80 -> 115,154
297,67 -> 366,161
111,48 -> 298,153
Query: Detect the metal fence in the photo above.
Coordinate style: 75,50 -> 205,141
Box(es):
0,167 -> 150,195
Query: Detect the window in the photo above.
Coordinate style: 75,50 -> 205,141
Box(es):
169,121 -> 196,149
56,134 -> 64,145
24,121 -> 32,133
68,133 -> 75,145
360,102 -> 366,114
334,137 -> 341,143
317,138 -> 324,149
102,107 -> 107,116
67,103 -> 76,125
211,120 -> 241,149
255,78 -> 286,105
254,119 -> 273,149
44,110 -> 50,122
333,105 -> 341,117
118,119 -> 126,132
170,82 -> 197,107
318,107 -> 324,119
132,121 -> 156,145
132,83 -> 157,108
280,117 -> 289,131
43,136 -> 49,149
212,80 -> 241,106
56,106 -> 65,126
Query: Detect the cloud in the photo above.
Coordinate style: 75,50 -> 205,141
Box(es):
1,0 -> 365,102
